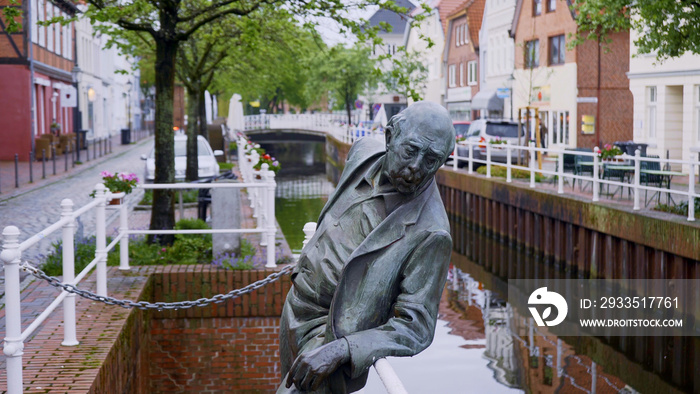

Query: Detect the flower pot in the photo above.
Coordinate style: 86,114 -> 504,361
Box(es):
109,198 -> 122,205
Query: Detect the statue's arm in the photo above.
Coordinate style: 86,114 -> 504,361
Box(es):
343,230 -> 452,379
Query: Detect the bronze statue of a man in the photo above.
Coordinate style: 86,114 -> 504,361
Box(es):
278,101 -> 455,393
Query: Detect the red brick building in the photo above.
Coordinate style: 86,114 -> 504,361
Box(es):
444,0 -> 486,121
510,0 -> 632,148
0,0 -> 77,161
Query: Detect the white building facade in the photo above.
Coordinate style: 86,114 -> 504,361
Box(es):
628,31 -> 700,170
404,2 -> 446,106
477,0 -> 515,119
75,10 -> 140,141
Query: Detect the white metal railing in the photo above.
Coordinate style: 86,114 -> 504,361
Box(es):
300,222 -> 408,394
2,170 -> 277,392
243,113 -> 385,146
450,141 -> 700,221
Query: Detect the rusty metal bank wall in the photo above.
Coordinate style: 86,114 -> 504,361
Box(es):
436,169 -> 700,279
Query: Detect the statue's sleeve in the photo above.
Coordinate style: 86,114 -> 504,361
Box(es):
342,230 -> 452,379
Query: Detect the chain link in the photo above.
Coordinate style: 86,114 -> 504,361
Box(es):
20,260 -> 295,310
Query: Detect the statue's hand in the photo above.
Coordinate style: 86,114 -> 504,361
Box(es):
286,339 -> 350,391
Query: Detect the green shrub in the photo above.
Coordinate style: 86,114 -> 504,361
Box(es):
219,162 -> 234,171
654,199 -> 700,219
476,165 -> 545,182
139,189 -> 199,205
41,236 -> 116,276
212,239 -> 257,270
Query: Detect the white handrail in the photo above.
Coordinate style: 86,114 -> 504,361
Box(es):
2,157 -> 279,392
451,140 -> 699,221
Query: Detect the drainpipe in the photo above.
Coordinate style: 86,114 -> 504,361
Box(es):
595,34 -> 601,147
28,0 -> 36,153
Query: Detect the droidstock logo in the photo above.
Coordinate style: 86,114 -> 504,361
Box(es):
528,287 -> 568,327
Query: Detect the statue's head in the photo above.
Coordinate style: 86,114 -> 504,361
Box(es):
382,101 -> 455,195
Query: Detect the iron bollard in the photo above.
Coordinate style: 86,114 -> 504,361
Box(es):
86,140 -> 90,161
93,140 -> 96,160
14,153 -> 19,188
42,149 -> 46,179
52,146 -> 57,175
29,151 -> 33,183
64,149 -> 68,172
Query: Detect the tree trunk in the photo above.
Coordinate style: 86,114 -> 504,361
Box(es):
186,86 -> 199,181
198,90 -> 207,138
148,37 -> 179,245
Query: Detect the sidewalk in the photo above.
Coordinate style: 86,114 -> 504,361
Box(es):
0,131 -> 152,201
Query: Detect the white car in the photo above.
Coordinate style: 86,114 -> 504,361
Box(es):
141,135 -> 223,182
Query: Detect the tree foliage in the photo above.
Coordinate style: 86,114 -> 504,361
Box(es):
570,0 -> 700,60
309,44 -> 376,124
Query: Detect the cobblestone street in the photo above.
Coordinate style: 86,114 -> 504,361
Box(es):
0,137 -> 153,294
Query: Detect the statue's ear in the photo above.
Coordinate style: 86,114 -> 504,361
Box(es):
385,125 -> 393,146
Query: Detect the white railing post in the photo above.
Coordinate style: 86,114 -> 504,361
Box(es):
250,150 -> 260,210
506,143 -> 512,183
633,149 -> 641,210
119,200 -> 130,270
2,225 -> 24,394
688,158 -> 696,222
94,183 -> 108,296
593,147 -> 600,202
374,358 -> 409,394
486,143 -> 492,178
529,142 -> 536,188
468,140 -> 474,174
302,222 -> 317,250
263,165 -> 277,268
452,147 -> 458,170
60,199 -> 79,346
557,149 -> 564,194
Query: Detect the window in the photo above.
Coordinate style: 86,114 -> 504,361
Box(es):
46,4 -> 53,52
551,110 -> 570,145
31,0 -> 38,43
463,25 -> 468,44
459,63 -> 465,86
55,9 -> 61,56
448,64 -> 456,87
647,86 -> 657,139
37,0 -> 45,47
547,0 -> 556,12
549,35 -> 565,65
525,39 -> 539,68
533,0 -> 542,15
468,61 -> 477,85
696,85 -> 700,141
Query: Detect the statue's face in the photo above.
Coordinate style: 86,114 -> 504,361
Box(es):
384,123 -> 451,195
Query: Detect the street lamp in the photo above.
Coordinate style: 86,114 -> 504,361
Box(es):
126,80 -> 132,132
72,65 -> 82,161
507,73 -> 515,121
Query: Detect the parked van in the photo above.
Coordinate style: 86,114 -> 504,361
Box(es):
455,119 -> 526,167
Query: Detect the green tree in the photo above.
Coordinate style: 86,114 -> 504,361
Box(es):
570,0 -> 700,60
310,44 -> 376,124
379,49 -> 428,102
68,0 -> 410,244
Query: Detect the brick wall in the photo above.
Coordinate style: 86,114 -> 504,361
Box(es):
149,317 -> 281,393
576,31 -> 633,147
146,266 -> 292,393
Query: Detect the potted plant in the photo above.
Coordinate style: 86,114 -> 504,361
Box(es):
90,171 -> 139,204
253,154 -> 281,175
50,122 -> 61,135
599,144 -> 623,161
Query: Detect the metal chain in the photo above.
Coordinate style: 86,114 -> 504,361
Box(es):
20,260 -> 295,310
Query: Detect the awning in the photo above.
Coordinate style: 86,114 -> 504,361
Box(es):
471,90 -> 504,111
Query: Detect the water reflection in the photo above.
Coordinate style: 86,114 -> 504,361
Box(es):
260,141 -> 333,252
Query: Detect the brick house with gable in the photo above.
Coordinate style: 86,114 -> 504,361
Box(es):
510,0 -> 632,148
0,0 -> 78,160
444,0 -> 486,121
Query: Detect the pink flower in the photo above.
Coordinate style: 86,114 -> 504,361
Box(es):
100,171 -> 113,178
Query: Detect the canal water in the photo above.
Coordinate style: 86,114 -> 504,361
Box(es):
261,140 -> 689,394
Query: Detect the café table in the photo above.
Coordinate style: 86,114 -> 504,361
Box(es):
640,169 -> 686,206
